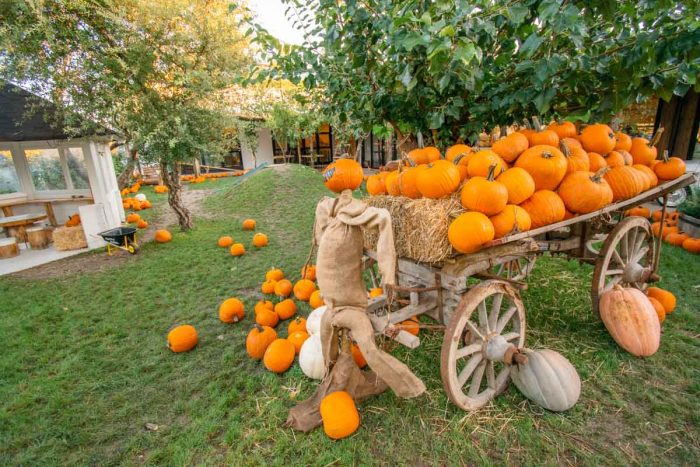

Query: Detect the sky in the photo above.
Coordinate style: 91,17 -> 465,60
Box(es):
248,0 -> 306,45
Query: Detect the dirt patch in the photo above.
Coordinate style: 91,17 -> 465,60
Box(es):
12,188 -> 214,280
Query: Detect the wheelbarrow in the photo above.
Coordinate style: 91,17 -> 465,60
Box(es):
98,226 -> 139,255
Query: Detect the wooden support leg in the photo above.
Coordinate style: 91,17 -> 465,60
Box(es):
45,202 -> 57,226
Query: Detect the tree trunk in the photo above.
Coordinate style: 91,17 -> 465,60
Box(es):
297,140 -> 301,164
389,121 -> 418,159
348,135 -> 356,160
160,160 -> 193,231
117,146 -> 138,189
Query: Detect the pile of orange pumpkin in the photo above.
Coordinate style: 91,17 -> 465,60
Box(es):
217,219 -> 269,257
366,121 -> 687,254
181,171 -> 243,183
625,207 -> 700,254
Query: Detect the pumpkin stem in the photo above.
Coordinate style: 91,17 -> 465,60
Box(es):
650,127 -> 665,147
591,167 -> 610,182
531,116 -> 543,131
559,140 -> 570,157
254,324 -> 264,332
486,163 -> 497,181
540,151 -> 553,159
661,149 -> 670,163
522,118 -> 532,130
452,153 -> 468,165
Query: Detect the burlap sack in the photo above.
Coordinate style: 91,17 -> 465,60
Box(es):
286,190 -> 425,432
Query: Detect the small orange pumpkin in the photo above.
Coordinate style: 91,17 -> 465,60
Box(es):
351,343 -> 367,368
368,287 -> 383,298
309,290 -> 325,309
467,150 -> 507,178
266,268 -> 285,281
492,132 -> 529,163
255,300 -> 274,315
460,164 -> 509,216
547,121 -> 577,139
614,132 -> 632,151
445,144 -> 472,162
496,167 -> 535,205
126,213 -> 141,224
219,298 -> 245,323
242,219 -> 256,230
300,264 -> 317,281
320,391 -> 360,439
274,279 -> 293,297
407,146 -> 441,165
366,174 -> 387,195
588,152 -> 608,172
263,338 -> 296,373
288,330 -> 310,354
630,137 -> 657,165
665,232 -> 689,246
580,124 -> 616,154
256,306 -> 280,328
384,170 -> 401,196
490,205 -> 532,239
416,160 -> 461,199
557,169 -> 613,214
448,212 -> 495,254
653,151 -> 686,181
646,287 -> 676,314
261,280 -> 277,295
682,237 -> 700,254
514,145 -> 567,191
519,190 -> 566,228
252,233 -> 269,247
218,236 -> 234,248
229,243 -> 245,256
647,296 -> 666,323
288,317 -> 307,334
624,206 -> 651,218
275,299 -> 297,320
293,279 -> 316,301
137,219 -> 148,229
398,165 -> 428,198
167,325 -> 198,353
155,230 -> 172,243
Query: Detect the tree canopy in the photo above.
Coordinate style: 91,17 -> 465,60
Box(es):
257,0 -> 700,147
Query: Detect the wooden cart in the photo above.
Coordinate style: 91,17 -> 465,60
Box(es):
363,172 -> 697,411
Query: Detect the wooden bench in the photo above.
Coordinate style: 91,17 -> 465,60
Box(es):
0,196 -> 94,226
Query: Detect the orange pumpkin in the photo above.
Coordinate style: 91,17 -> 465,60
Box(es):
562,143 -> 590,173
266,268 -> 285,281
167,325 -> 198,353
519,190 -> 566,228
398,317 -> 420,336
155,230 -> 172,243
366,174 -> 387,195
398,165 -> 428,198
293,279 -> 317,301
126,213 -> 141,224
599,285 -> 660,357
351,343 -> 367,368
514,145 -> 567,191
242,219 -> 256,230
588,152 -> 608,172
384,170 -> 401,196
274,279 -> 293,297
665,232 -> 689,246
647,296 -> 666,323
651,210 -> 663,222
604,151 -> 628,168
256,306 -> 280,327
557,170 -> 613,214
246,325 -> 277,359
682,237 -> 700,254
229,243 -> 245,256
407,146 -> 441,165
261,279 -> 277,295
646,287 -> 676,314
527,128 -> 560,147
369,287 -> 383,298
300,264 -> 317,281
580,124 -> 616,154
137,219 -> 148,229
496,167 -> 535,205
275,299 -> 298,320
255,300 -> 274,315
320,391 -> 360,439
467,150 -> 507,178
309,290 -> 325,309
603,166 -> 645,201
625,206 -> 651,218
460,164 -> 508,216
448,212 -> 495,254
288,330 -> 310,354
445,144 -> 472,162
288,317 -> 307,334
633,164 -> 658,188
653,151 -> 686,181
614,132 -> 632,151
490,205 -> 531,239
547,121 -> 577,139
630,137 -> 657,165
263,338 -> 296,373
252,233 -> 269,247
323,159 -> 364,192
218,236 -> 234,248
416,160 -> 461,199
219,298 -> 245,323
492,132 -> 529,162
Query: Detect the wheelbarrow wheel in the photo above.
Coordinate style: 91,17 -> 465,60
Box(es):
440,280 -> 526,411
127,243 -> 139,254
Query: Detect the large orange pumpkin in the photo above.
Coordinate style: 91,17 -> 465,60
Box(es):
263,338 -> 296,373
219,298 -> 245,323
448,212 -> 495,254
562,143 -> 590,173
366,174 -> 387,195
496,167 -> 535,205
519,190 -> 566,228
603,166 -> 645,201
384,171 -> 401,196
398,165 -> 428,199
629,137 -> 657,165
167,325 -> 198,353
460,165 -> 508,216
492,132 -> 529,162
246,325 -> 277,359
274,299 -> 298,320
416,160 -> 461,199
599,285 -> 660,357
588,152 -> 608,172
580,124 -> 616,154
682,237 -> 700,254
557,170 -> 613,214
467,150 -> 507,178
514,145 -> 567,191
614,132 -> 632,151
490,205 -> 531,239
323,159 -> 364,192
445,144 -> 472,162
408,146 -> 441,165
293,279 -> 317,301
320,391 -> 360,440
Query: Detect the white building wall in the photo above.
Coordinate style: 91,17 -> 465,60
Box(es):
241,128 -> 274,169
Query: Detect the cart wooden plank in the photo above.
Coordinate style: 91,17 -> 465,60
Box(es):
486,173 -> 696,247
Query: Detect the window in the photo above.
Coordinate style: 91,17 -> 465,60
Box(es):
26,148 -> 66,191
25,146 -> 90,193
0,150 -> 21,195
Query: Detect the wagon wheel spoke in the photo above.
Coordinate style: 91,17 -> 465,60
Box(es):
633,233 -> 646,257
630,245 -> 649,265
502,331 -> 520,342
468,361 -> 487,397
612,248 -> 626,267
495,262 -> 505,276
455,343 -> 481,360
486,361 -> 496,389
489,293 -> 503,331
478,301 -> 490,333
458,354 -> 483,388
605,268 -> 624,276
465,320 -> 485,341
496,306 -> 517,333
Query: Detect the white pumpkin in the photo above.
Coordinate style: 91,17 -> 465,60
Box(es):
306,305 -> 327,336
135,193 -> 147,202
511,348 -> 580,412
299,334 -> 324,380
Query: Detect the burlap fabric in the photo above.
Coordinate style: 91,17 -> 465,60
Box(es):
286,190 -> 425,432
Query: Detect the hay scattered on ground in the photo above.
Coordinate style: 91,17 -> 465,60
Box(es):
363,195 -> 464,263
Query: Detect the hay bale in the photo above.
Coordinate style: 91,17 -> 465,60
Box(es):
363,195 -> 464,264
53,225 -> 87,251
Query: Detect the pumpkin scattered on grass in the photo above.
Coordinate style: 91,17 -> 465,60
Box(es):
218,236 -> 234,248
155,230 -> 172,243
274,299 -> 297,320
242,219 -> 256,231
320,391 -> 360,440
126,213 -> 141,224
256,306 -> 280,328
309,290 -> 325,309
246,325 -> 277,360
154,185 -> 168,193
229,243 -> 245,256
274,279 -> 293,298
398,317 -> 420,336
266,268 -> 285,281
263,338 -> 296,373
646,287 -> 676,314
625,206 -> 651,218
288,317 -> 307,334
665,232 -> 689,246
300,264 -> 317,281
252,233 -> 269,247
261,280 -> 277,295
167,325 -> 198,353
293,279 -> 317,301
647,296 -> 666,323
682,237 -> 700,254
255,300 -> 274,314
599,285 -> 660,357
137,220 -> 148,229
219,298 -> 245,323
288,330 -> 310,354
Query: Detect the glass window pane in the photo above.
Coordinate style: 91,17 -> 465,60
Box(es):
26,148 -> 66,191
0,150 -> 21,195
65,147 -> 90,189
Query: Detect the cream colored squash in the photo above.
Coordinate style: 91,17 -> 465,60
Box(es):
306,305 -> 327,336
299,334 -> 324,380
511,348 -> 581,412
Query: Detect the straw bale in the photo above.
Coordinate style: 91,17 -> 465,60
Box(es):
53,226 -> 87,251
363,194 -> 464,263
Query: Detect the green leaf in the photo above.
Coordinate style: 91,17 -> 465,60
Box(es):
519,33 -> 544,58
508,5 -> 529,24
439,25 -> 456,37
534,88 -> 556,114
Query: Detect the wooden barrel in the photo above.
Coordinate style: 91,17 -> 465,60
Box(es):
27,226 -> 51,249
0,237 -> 19,259
7,226 -> 28,243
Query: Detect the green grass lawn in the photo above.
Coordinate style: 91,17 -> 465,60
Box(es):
1,165 -> 698,466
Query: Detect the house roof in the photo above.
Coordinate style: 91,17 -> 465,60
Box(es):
0,83 -> 112,142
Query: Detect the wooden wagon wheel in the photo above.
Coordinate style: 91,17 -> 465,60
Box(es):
591,216 -> 655,315
440,280 -> 526,411
490,255 -> 537,281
